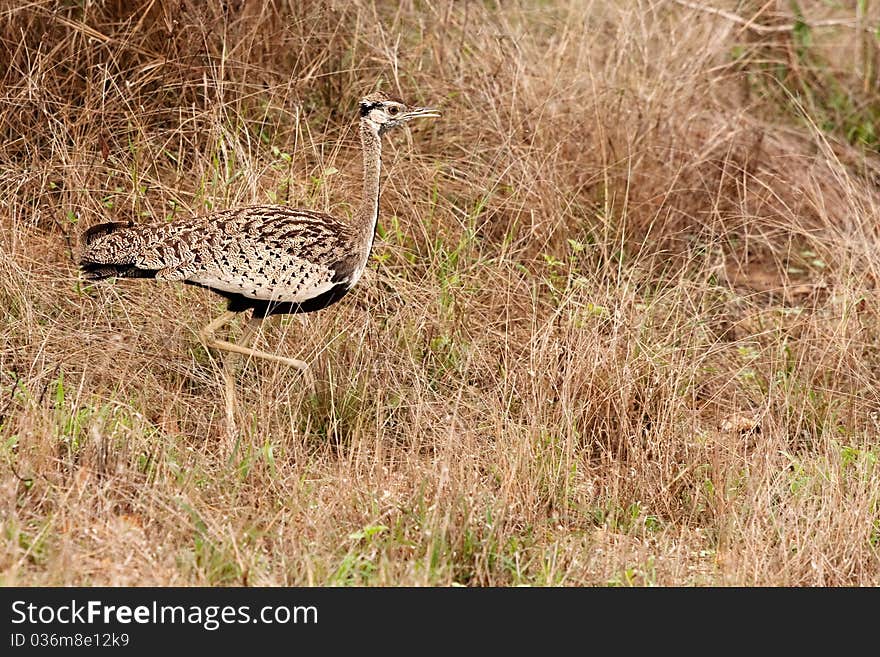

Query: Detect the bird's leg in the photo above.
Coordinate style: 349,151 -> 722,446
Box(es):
199,311 -> 314,431
219,316 -> 262,434
199,312 -> 310,370
198,310 -> 237,348
222,349 -> 239,435
241,314 -> 316,390
198,311 -> 241,433
236,314 -> 263,355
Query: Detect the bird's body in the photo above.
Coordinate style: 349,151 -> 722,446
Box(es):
80,205 -> 363,317
78,91 -> 439,430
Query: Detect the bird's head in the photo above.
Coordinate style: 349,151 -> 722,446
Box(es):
359,91 -> 440,135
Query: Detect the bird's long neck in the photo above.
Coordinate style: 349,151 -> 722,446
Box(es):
354,119 -> 382,261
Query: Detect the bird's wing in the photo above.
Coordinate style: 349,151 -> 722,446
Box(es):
137,205 -> 354,303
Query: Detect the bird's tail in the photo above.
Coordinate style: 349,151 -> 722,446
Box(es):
78,221 -> 154,281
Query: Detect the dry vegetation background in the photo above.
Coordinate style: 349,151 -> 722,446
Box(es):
2,0 -> 880,586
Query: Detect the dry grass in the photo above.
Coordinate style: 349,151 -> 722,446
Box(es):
1,0 -> 879,586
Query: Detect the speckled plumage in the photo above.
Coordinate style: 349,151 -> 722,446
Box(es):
80,205 -> 364,317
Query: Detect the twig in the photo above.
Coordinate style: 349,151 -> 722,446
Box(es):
672,0 -> 879,35
8,458 -> 34,488
0,369 -> 21,429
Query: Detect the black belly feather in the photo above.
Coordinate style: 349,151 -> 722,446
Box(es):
184,281 -> 354,318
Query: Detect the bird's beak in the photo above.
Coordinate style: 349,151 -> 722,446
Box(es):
404,106 -> 441,121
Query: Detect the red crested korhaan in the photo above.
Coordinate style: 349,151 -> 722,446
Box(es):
79,92 -> 440,428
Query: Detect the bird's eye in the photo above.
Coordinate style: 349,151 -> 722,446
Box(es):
388,106 -> 400,115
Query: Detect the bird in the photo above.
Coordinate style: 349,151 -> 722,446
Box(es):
78,91 -> 440,428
